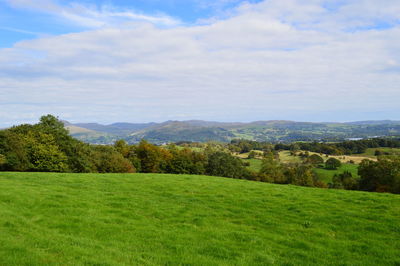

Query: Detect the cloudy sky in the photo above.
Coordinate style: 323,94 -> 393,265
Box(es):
1,0 -> 399,126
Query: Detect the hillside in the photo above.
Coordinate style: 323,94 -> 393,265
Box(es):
0,172 -> 399,265
64,120 -> 400,144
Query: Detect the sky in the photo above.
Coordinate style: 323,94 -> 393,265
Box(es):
0,0 -> 399,126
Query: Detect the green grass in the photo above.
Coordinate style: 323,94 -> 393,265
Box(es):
313,163 -> 359,183
358,148 -> 400,157
278,151 -> 302,164
0,172 -> 399,265
242,158 -> 263,171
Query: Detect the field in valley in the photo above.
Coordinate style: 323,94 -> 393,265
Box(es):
313,164 -> 359,183
0,172 -> 399,265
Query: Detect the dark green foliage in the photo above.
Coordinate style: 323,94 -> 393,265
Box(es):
229,139 -> 272,153
23,131 -> 69,172
0,154 -> 6,165
206,152 -> 250,179
0,115 -> 135,173
135,140 -> 171,173
284,164 -> 316,187
91,145 -> 135,173
0,129 -> 31,171
259,153 -> 285,183
260,153 -> 325,187
325,158 -> 342,170
167,147 -> 206,175
277,138 -> 400,155
306,154 -> 324,165
358,157 -> 400,193
330,171 -> 359,190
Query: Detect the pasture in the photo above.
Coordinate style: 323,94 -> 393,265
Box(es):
313,163 -> 359,183
0,172 -> 399,265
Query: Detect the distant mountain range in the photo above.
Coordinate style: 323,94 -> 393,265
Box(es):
62,119 -> 400,144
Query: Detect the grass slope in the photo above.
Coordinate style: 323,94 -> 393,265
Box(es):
242,158 -> 263,172
0,172 -> 399,265
313,163 -> 359,183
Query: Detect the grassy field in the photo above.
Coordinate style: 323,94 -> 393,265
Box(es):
278,151 -> 303,163
358,147 -> 400,157
0,172 -> 399,265
313,164 -> 359,183
242,158 -> 263,171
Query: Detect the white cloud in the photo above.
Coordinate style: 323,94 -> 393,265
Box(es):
4,0 -> 181,28
1,0 -> 400,125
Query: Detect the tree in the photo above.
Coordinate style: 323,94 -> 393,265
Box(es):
0,129 -> 31,171
167,147 -> 206,175
247,151 -> 257,159
325,158 -> 341,170
92,145 -> 135,173
23,131 -> 69,172
114,140 -> 131,158
135,140 -> 171,173
0,154 -> 6,166
289,143 -> 300,155
330,171 -> 358,190
358,158 -> 400,193
259,152 -> 285,183
307,154 -> 324,166
284,164 -> 315,187
206,152 -> 249,179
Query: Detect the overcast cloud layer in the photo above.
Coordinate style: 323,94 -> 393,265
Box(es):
1,0 -> 400,126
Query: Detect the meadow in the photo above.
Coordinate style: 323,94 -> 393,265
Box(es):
313,163 -> 359,183
0,172 -> 399,265
357,147 -> 400,157
243,151 -> 362,183
241,158 -> 263,171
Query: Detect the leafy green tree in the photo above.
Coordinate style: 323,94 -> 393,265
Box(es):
259,152 -> 285,183
0,154 -> 6,166
114,140 -> 131,158
284,164 -> 315,187
92,146 -> 135,173
307,154 -> 324,166
135,140 -> 171,173
206,152 -> 249,179
0,129 -> 31,171
37,115 -> 96,173
166,146 -> 206,175
325,158 -> 341,170
358,158 -> 400,193
330,171 -> 358,190
24,131 -> 69,172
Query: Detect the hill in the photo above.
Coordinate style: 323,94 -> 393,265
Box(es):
0,172 -> 399,265
63,120 -> 400,144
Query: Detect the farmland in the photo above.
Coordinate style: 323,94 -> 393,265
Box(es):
0,172 -> 399,265
313,163 -> 359,183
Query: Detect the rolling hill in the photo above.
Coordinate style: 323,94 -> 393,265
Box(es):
63,120 -> 400,144
0,172 -> 399,265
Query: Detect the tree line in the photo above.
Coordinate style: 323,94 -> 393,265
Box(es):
274,138 -> 400,155
0,115 -> 399,194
